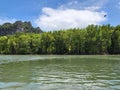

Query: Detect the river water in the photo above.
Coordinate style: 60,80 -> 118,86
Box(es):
0,55 -> 120,90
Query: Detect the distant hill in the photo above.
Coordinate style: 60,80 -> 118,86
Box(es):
0,21 -> 43,36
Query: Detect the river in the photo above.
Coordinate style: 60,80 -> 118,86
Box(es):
0,55 -> 120,90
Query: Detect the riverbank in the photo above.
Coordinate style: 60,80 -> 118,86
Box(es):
0,24 -> 120,55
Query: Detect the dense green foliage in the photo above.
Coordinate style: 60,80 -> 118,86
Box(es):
0,24 -> 120,54
0,21 -> 42,36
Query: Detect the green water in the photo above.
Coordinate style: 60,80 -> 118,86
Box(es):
0,55 -> 120,90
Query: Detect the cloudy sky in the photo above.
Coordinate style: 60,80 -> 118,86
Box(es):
0,0 -> 120,31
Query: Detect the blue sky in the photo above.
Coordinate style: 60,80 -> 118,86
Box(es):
0,0 -> 120,31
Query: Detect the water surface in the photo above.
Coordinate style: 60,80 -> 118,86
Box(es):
0,55 -> 120,90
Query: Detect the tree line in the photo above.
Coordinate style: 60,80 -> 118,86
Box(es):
0,24 -> 120,54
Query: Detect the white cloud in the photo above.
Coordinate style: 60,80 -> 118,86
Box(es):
117,1 -> 120,9
85,6 -> 101,11
35,8 -> 106,31
59,0 -> 108,10
0,17 -> 16,25
35,0 -> 108,31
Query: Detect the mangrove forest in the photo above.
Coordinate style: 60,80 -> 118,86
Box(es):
0,22 -> 120,54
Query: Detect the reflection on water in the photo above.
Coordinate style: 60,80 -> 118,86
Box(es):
0,55 -> 120,90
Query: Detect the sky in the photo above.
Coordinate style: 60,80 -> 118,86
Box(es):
0,0 -> 120,31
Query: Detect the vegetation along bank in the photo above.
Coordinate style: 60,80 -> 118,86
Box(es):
0,22 -> 120,54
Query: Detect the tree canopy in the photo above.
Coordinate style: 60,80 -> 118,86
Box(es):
0,23 -> 120,54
